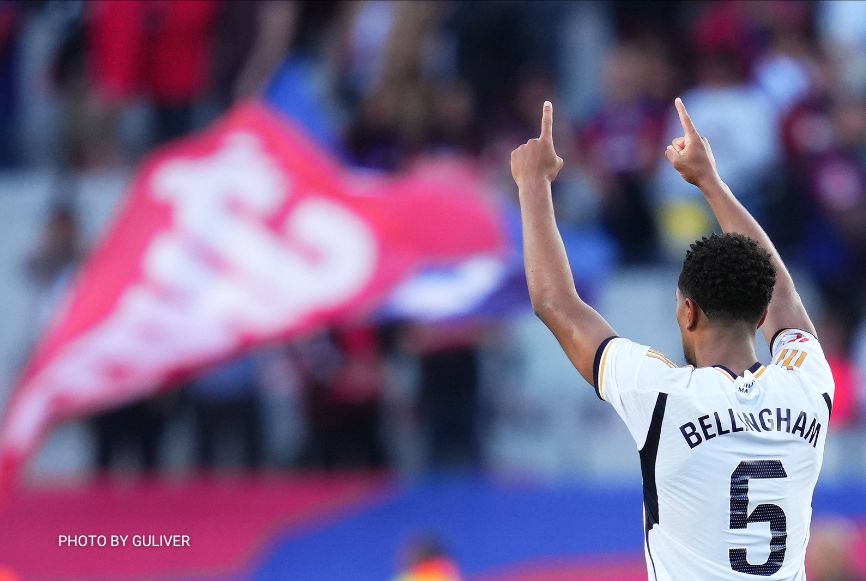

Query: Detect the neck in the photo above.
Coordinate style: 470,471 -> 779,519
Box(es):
692,324 -> 758,375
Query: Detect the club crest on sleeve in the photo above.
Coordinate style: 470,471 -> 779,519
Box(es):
779,331 -> 810,346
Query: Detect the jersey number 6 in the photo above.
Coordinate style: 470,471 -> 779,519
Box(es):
729,460 -> 788,576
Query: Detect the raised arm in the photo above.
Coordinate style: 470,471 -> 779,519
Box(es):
664,97 -> 816,342
511,102 -> 616,384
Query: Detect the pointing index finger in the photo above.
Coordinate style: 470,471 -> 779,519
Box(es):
675,97 -> 699,137
540,100 -> 553,142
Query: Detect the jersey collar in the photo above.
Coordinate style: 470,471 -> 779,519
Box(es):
713,362 -> 763,380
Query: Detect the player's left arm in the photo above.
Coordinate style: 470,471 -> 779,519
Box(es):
511,101 -> 616,386
665,98 -> 816,344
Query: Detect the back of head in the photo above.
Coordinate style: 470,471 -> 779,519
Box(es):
678,233 -> 776,325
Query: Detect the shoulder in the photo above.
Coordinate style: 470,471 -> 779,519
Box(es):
769,327 -> 835,402
769,328 -> 830,372
595,337 -> 693,401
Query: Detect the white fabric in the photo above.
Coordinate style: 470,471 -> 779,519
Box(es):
597,330 -> 834,580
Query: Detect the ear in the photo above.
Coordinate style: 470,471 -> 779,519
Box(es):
685,297 -> 701,331
757,309 -> 768,330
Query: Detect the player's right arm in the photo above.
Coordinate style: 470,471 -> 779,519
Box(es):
664,98 -> 816,344
511,101 -> 616,387
511,101 -> 687,437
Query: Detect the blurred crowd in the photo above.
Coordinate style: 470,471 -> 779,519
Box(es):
3,0 -> 866,496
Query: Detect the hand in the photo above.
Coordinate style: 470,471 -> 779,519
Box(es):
511,101 -> 564,188
665,97 -> 720,189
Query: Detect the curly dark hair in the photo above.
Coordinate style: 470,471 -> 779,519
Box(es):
678,233 -> 776,323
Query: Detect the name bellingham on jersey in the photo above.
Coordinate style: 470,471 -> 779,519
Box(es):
679,406 -> 822,449
593,328 -> 834,580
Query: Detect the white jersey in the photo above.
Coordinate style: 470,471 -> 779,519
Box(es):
594,328 -> 834,581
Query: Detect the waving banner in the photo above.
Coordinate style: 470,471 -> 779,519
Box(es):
0,102 -> 504,483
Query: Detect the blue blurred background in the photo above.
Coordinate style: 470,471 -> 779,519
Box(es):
0,1 -> 865,579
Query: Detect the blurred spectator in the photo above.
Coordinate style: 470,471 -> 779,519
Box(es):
751,1 -> 818,114
817,0 -> 866,97
774,77 -> 831,256
657,45 -> 779,216
817,310 -> 860,429
91,396 -> 170,475
426,80 -> 480,156
24,202 -> 83,345
82,0 -> 218,164
690,1 -> 763,74
578,41 -> 666,263
782,89 -> 866,311
333,1 -> 394,108
189,356 -> 264,470
346,87 -> 405,171
343,2 -> 443,170
394,536 -> 462,581
293,327 -> 386,470
225,1 -> 298,103
657,2 -> 782,227
448,1 -> 560,136
0,1 -> 18,167
404,322 -> 483,470
220,0 -> 342,102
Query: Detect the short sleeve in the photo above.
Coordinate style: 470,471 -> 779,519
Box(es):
770,328 -> 835,405
593,337 -> 684,448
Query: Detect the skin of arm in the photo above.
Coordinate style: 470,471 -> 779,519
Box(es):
665,98 -> 816,343
511,102 -> 616,385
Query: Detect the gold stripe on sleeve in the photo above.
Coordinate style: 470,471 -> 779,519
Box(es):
782,350 -> 799,368
794,352 -> 807,369
646,352 -> 678,368
598,342 -> 613,400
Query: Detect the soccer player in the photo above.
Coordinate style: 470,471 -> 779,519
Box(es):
511,99 -> 833,580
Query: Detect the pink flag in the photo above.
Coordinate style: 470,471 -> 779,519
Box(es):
0,102 -> 503,485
